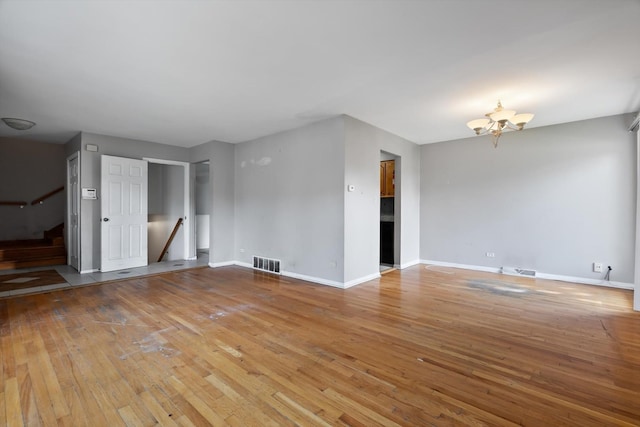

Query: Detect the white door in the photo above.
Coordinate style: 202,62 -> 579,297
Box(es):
101,155 -> 148,272
67,153 -> 80,271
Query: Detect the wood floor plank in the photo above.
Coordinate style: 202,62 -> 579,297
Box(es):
15,363 -> 43,427
0,391 -> 5,427
1,265 -> 639,425
56,386 -> 89,427
204,374 -> 283,427
5,377 -> 24,427
139,390 -> 180,427
117,405 -> 145,427
166,375 -> 227,425
27,333 -> 70,419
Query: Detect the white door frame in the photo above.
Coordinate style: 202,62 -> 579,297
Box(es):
66,151 -> 81,271
634,130 -> 639,311
143,158 -> 193,260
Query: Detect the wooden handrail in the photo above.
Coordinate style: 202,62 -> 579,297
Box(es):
0,201 -> 28,207
31,186 -> 64,205
157,218 -> 184,262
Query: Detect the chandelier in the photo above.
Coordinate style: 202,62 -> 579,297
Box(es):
466,101 -> 534,148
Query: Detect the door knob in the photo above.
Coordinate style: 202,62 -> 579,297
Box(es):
103,218 -> 109,222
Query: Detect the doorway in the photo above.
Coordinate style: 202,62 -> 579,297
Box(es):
144,157 -> 192,263
74,153 -> 195,272
194,161 -> 211,263
380,151 -> 399,273
147,163 -> 186,263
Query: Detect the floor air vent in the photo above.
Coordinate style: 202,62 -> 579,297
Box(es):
501,266 -> 537,277
253,256 -> 281,274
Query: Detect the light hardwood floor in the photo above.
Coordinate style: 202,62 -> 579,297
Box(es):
1,265 -> 639,426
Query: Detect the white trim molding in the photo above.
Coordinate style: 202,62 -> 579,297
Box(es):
536,272 -> 633,290
209,261 -> 237,268
343,272 -> 381,288
208,261 -> 380,289
396,259 -> 421,270
635,128 -> 640,310
281,270 -> 346,289
421,259 -> 501,274
420,260 -> 633,290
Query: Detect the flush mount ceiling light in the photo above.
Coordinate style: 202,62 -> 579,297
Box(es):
466,101 -> 534,148
1,117 -> 36,130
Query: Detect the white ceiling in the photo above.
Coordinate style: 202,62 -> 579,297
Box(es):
0,0 -> 639,147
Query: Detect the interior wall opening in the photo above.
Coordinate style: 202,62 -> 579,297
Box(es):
148,163 -> 185,263
194,161 -> 210,264
380,150 -> 400,273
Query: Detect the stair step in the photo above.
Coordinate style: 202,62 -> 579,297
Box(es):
0,236 -> 67,271
0,239 -> 50,249
44,223 -> 64,240
0,256 -> 67,270
49,236 -> 64,246
0,245 -> 66,262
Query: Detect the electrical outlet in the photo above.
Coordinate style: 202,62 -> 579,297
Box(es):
486,252 -> 495,258
593,262 -> 603,273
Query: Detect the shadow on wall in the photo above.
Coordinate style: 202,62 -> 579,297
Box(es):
0,138 -> 66,241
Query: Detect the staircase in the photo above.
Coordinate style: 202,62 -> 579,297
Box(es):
0,224 -> 66,270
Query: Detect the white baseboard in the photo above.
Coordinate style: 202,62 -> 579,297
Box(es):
421,259 -> 501,274
208,260 -> 379,289
536,272 -> 633,290
281,270 -> 346,288
343,272 -> 381,288
80,269 -> 99,274
209,261 -> 237,268
397,259 -> 421,270
420,260 -> 633,290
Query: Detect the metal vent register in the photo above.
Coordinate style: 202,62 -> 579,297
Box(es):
501,266 -> 537,277
253,256 -> 281,274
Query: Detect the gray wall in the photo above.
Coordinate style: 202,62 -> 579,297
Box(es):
0,138 -> 66,240
189,140 -> 235,265
421,114 -> 637,284
344,118 -> 382,282
195,162 -> 211,215
234,117 -> 345,283
73,132 -> 189,272
232,115 -> 421,285
344,116 -> 421,282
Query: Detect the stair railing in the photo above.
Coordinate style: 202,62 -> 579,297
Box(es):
157,218 -> 184,262
31,186 -> 64,205
0,200 -> 28,208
